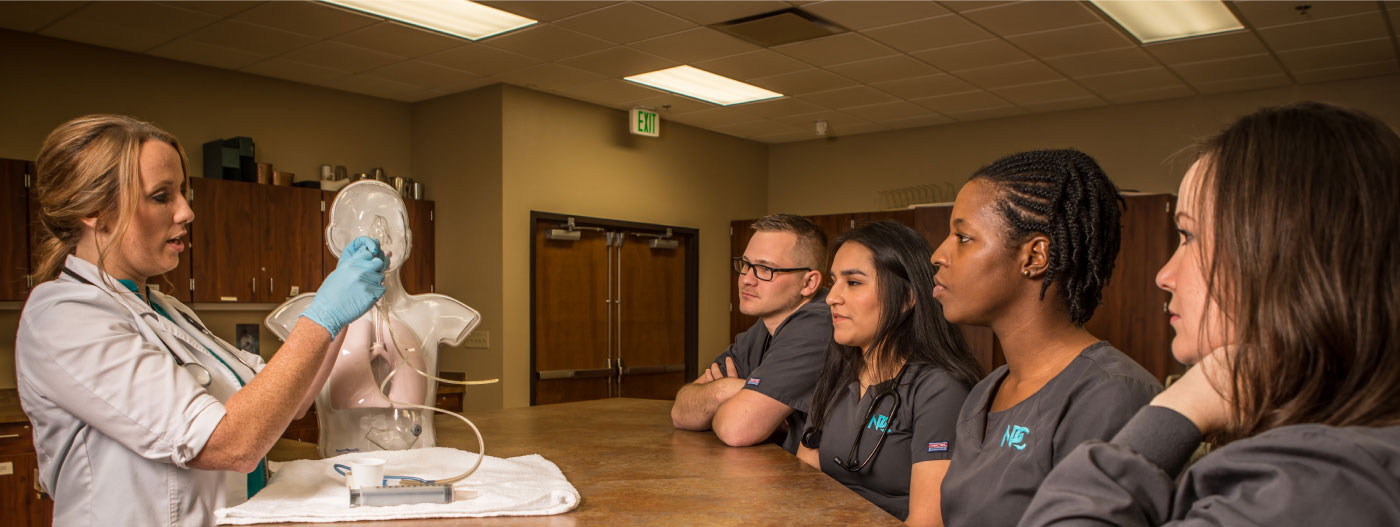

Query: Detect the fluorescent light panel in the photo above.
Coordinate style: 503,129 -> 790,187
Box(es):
1091,0 -> 1244,43
625,66 -> 782,106
321,0 -> 536,41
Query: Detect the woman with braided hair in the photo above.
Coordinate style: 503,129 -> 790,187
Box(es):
931,149 -> 1162,526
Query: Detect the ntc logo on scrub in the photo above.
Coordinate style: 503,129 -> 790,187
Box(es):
1000,425 -> 1030,450
866,413 -> 892,432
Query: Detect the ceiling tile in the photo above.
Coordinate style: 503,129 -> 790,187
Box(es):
911,39 -> 1030,72
771,32 -> 898,67
712,119 -> 803,140
953,59 -> 1064,89
40,2 -> 220,53
243,57 -> 349,86
1144,31 -> 1268,64
419,43 -> 541,76
476,1 -> 617,22
911,90 -> 1012,113
1232,1 -> 1378,28
555,3 -> 695,44
827,121 -> 890,136
672,106 -> 762,128
279,41 -> 404,74
872,73 -> 977,99
631,93 -> 714,115
1006,22 -> 1134,58
1276,38 -> 1396,73
958,1 -> 1100,37
333,73 -> 437,101
1074,67 -> 1186,95
559,46 -> 678,78
693,49 -> 809,81
1292,59 -> 1400,84
148,39 -> 265,70
481,24 -> 614,61
944,104 -> 1027,122
864,14 -> 994,53
333,22 -> 464,58
641,1 -> 790,25
629,27 -> 759,64
233,1 -> 379,40
938,1 -> 1014,13
827,54 -> 940,84
162,2 -> 258,17
800,1 -> 949,30
741,97 -> 829,119
750,68 -> 857,95
1190,73 -> 1291,94
556,78 -> 663,107
365,60 -> 489,92
989,78 -> 1094,105
800,86 -> 899,110
844,100 -> 939,122
492,63 -> 609,92
174,19 -> 319,57
1101,83 -> 1196,104
773,109 -> 873,132
1255,12 -> 1390,52
1171,54 -> 1285,85
755,129 -> 823,143
881,112 -> 956,131
1020,95 -> 1107,114
0,1 -> 84,32
1044,47 -> 1159,78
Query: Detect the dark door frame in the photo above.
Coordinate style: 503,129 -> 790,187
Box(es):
529,211 -> 700,406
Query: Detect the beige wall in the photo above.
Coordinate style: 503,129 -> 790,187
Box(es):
410,86 -> 506,411
768,74 -> 1400,216
0,29 -> 413,388
499,86 -> 768,407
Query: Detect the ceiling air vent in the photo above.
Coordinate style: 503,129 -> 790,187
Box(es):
711,8 -> 847,48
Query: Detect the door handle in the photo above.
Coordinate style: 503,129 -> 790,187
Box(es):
619,363 -> 686,376
536,368 -> 614,380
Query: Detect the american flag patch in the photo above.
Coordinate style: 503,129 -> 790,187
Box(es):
928,442 -> 948,453
746,378 -> 761,386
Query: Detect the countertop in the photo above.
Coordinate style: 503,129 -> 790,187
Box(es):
256,398 -> 903,526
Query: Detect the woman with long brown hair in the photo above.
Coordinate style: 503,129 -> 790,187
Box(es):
1021,102 -> 1400,525
17,114 -> 387,526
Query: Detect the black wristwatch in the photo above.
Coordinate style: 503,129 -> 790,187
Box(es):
800,427 -> 822,449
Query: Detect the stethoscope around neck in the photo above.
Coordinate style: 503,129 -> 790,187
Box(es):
60,265 -> 243,388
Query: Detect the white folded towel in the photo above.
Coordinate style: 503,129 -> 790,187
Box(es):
215,447 -> 580,524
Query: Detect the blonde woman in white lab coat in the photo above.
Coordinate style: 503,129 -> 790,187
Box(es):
16,114 -> 387,526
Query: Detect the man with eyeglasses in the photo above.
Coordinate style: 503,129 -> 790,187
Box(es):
671,214 -> 832,454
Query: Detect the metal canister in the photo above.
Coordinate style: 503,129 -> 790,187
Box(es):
411,180 -> 424,200
334,165 -> 348,180
392,176 -> 408,197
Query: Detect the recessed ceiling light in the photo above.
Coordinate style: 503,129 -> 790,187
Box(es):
320,0 -> 536,41
1090,0 -> 1244,44
625,66 -> 783,106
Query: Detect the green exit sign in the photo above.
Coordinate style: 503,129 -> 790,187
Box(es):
630,107 -> 660,137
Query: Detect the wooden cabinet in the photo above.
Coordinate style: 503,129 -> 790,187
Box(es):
321,190 -> 436,295
1,159 -> 31,300
189,178 -> 322,303
0,422 -> 54,527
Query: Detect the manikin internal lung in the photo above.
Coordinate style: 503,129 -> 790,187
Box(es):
267,181 -> 481,457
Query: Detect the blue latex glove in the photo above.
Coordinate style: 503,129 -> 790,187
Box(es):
302,236 -> 386,336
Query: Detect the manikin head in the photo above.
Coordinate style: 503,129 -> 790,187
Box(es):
328,180 -> 411,273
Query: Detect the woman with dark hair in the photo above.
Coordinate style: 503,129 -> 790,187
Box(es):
1021,103 -> 1400,526
796,221 -> 981,526
933,149 -> 1162,526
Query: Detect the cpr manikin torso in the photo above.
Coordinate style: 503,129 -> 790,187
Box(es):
266,181 -> 480,457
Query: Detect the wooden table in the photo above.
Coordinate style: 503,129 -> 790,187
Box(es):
261,398 -> 902,526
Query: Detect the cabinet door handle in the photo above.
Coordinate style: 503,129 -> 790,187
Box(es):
252,277 -> 257,296
0,433 -> 19,439
270,278 -> 274,296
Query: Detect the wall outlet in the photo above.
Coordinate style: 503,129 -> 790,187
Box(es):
463,331 -> 489,349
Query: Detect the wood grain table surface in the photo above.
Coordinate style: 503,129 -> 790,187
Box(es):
256,398 -> 902,526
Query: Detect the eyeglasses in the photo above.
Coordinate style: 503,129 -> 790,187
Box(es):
732,257 -> 811,282
833,364 -> 909,472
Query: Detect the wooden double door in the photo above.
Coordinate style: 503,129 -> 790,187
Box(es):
531,213 -> 697,405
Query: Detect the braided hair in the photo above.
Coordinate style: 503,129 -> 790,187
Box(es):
971,149 -> 1123,326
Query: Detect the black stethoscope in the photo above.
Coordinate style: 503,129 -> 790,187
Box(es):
61,266 -> 225,387
803,362 -> 911,473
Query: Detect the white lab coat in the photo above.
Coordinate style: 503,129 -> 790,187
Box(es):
16,255 -> 266,526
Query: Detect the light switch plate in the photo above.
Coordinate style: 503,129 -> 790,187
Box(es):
463,331 -> 489,349
0,461 -> 12,476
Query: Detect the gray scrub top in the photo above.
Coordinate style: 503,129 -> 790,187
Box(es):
814,362 -> 970,520
1022,406 -> 1400,526
713,289 -> 831,453
941,342 -> 1161,527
